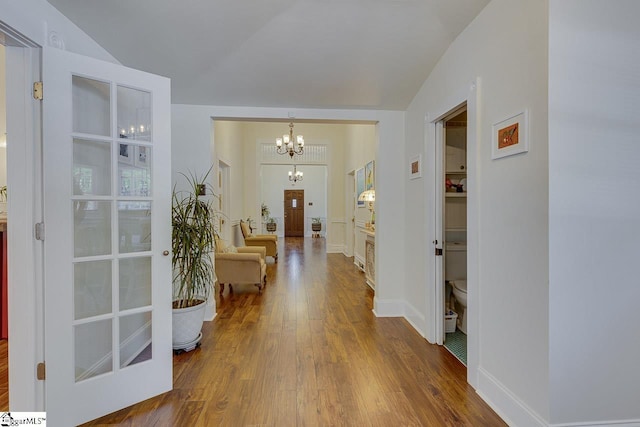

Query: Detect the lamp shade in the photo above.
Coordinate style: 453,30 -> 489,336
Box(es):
358,189 -> 375,202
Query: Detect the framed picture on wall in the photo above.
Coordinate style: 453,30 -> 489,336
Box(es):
492,110 -> 529,159
356,167 -> 365,207
365,160 -> 375,191
409,154 -> 422,179
135,145 -> 150,168
118,143 -> 134,165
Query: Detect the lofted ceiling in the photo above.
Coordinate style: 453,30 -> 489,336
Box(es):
47,0 -> 488,110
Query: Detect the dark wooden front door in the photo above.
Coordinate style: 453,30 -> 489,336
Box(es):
284,190 -> 304,237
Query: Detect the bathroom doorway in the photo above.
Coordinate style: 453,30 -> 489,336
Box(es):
442,107 -> 468,365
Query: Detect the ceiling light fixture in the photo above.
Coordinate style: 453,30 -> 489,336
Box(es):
288,165 -> 303,184
276,122 -> 304,158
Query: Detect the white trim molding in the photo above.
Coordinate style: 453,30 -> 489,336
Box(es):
477,367 -> 547,427
372,297 -> 405,317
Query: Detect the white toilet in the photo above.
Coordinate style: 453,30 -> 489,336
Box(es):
451,280 -> 467,334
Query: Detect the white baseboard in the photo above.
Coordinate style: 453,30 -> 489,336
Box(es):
326,243 -> 344,253
476,367 -> 547,427
372,297 -> 405,317
354,254 -> 365,271
404,302 -> 427,338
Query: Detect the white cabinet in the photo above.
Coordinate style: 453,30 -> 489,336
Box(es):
363,229 -> 375,290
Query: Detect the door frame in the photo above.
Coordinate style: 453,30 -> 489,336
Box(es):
218,160 -> 231,241
425,77 -> 480,387
1,23 -> 44,410
345,170 -> 355,257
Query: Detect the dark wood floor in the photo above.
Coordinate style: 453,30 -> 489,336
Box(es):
8,237 -> 505,426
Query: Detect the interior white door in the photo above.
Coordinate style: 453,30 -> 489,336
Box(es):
42,47 -> 172,426
434,120 -> 445,345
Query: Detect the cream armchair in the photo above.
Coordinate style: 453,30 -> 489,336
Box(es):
215,242 -> 267,294
240,219 -> 278,262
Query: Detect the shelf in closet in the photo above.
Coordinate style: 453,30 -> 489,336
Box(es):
445,170 -> 466,174
446,242 -> 467,252
445,192 -> 466,198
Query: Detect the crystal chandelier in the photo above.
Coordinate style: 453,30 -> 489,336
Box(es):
288,165 -> 303,183
276,122 -> 304,158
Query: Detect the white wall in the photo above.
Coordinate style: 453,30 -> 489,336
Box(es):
548,1 -> 640,425
405,0 -> 549,425
261,164 -> 327,237
344,125 -> 377,265
213,120 -> 245,233
2,0 -> 117,62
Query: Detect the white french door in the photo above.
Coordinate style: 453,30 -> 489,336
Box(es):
42,47 -> 172,426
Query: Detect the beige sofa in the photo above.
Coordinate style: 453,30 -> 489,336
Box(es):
240,219 -> 278,262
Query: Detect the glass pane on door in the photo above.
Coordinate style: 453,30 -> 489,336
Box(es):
118,201 -> 152,253
120,311 -> 152,367
72,76 -> 111,136
74,200 -> 111,257
75,319 -> 113,382
73,138 -> 111,196
117,86 -> 151,142
74,260 -> 112,320
119,257 -> 152,310
118,146 -> 152,196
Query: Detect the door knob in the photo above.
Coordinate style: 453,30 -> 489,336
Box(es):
162,250 -> 170,256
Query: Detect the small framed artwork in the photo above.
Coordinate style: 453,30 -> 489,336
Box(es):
365,160 -> 375,191
409,154 -> 422,180
135,145 -> 150,168
492,110 -> 528,159
118,143 -> 134,165
356,167 -> 365,207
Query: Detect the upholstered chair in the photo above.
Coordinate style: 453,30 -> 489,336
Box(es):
239,219 -> 278,262
214,238 -> 267,294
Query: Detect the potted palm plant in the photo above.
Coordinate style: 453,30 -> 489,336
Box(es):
172,169 -> 217,351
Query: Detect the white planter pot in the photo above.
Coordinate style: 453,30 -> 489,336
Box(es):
172,300 -> 206,347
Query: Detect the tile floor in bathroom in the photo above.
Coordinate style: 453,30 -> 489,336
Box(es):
444,329 -> 467,366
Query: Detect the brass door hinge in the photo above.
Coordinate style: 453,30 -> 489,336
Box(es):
33,81 -> 43,100
37,362 -> 46,380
